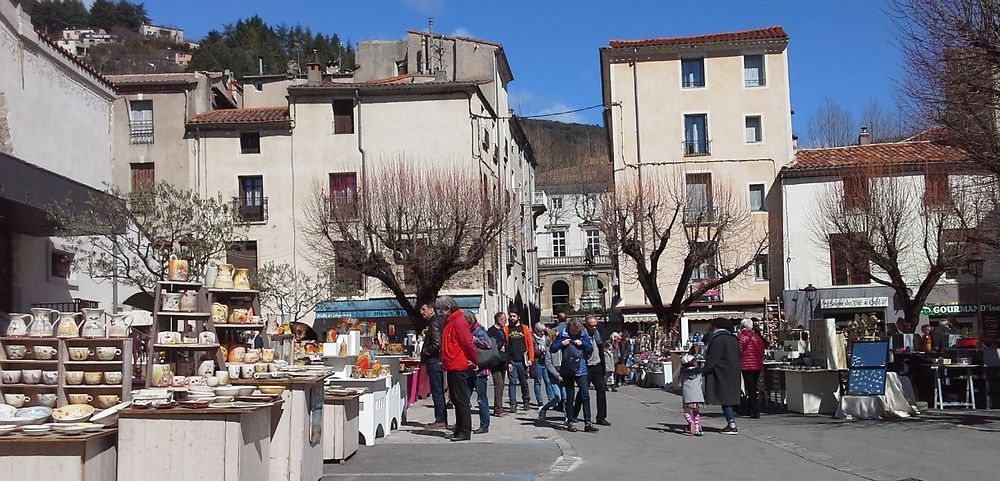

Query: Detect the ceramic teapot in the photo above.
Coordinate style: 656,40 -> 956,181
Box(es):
80,308 -> 106,338
167,255 -> 189,282
233,268 -> 251,290
107,313 -> 132,337
214,263 -> 235,289
28,308 -> 58,337
211,303 -> 229,324
55,312 -> 83,338
5,313 -> 30,337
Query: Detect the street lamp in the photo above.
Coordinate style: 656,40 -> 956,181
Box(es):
968,254 -> 985,334
799,283 -> 818,322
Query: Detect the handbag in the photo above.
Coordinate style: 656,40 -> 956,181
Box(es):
477,343 -> 502,370
614,362 -> 628,376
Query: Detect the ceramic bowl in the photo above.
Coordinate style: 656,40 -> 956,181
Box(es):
213,386 -> 243,397
1,370 -> 22,384
236,386 -> 255,397
21,424 -> 51,436
65,371 -> 84,385
213,395 -> 234,403
0,404 -> 16,419
57,425 -> 87,435
52,404 -> 95,423
77,423 -> 103,433
6,406 -> 52,427
83,372 -> 103,385
0,424 -> 16,436
258,385 -> 285,396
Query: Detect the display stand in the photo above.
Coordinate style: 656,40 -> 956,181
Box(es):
323,393 -> 361,463
783,369 -> 844,414
208,287 -> 266,349
329,376 -> 390,446
0,429 -> 117,481
146,281 -> 221,386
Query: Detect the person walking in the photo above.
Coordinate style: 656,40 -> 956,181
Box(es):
573,315 -> 610,426
466,312 -> 493,434
419,303 -> 447,428
487,313 -> 509,417
603,340 -> 618,392
738,318 -> 765,419
537,328 -> 563,423
533,322 -> 555,407
504,312 -> 535,412
551,318 -> 597,433
703,318 -> 742,435
439,296 -> 478,441
679,350 -> 705,436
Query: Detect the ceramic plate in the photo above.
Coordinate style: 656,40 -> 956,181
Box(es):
208,402 -> 237,408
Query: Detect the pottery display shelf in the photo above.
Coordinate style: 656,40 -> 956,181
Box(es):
207,287 -> 266,348
0,337 -> 60,404
322,392 -> 361,463
147,281 -> 226,387
0,428 -> 117,481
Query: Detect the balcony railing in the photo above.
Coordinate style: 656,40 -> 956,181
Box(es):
325,195 -> 358,219
32,298 -> 99,313
688,279 -> 723,303
129,120 -> 154,144
683,207 -> 716,225
232,197 -> 268,223
683,139 -> 711,157
539,255 -> 612,268
330,278 -> 364,297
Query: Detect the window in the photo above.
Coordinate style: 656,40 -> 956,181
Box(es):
51,250 -> 73,279
749,183 -> 766,212
551,231 -> 566,258
745,116 -> 763,143
329,172 -> 358,217
550,196 -> 563,209
331,241 -> 363,296
843,176 -> 871,211
684,114 -> 709,156
128,100 -> 153,144
237,176 -> 266,222
685,173 -> 712,223
830,234 -> 870,285
586,230 -> 601,257
130,162 -> 155,191
551,280 -> 570,310
681,58 -> 705,88
744,54 -> 766,87
240,132 -> 261,154
924,172 -> 951,207
942,229 -> 971,279
754,254 -> 769,281
226,241 -> 258,279
333,99 -> 354,134
690,241 -> 718,280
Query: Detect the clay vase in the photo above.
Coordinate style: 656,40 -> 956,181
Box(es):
233,268 -> 251,290
80,308 -> 106,338
28,308 -> 58,337
214,263 -> 235,289
211,303 -> 229,324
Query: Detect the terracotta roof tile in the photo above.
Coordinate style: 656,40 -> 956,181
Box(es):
106,73 -> 201,86
186,107 -> 289,125
609,26 -> 788,49
785,139 -> 967,174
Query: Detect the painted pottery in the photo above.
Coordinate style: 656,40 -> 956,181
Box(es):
214,263 -> 235,289
81,308 -> 106,338
167,255 -> 189,281
55,312 -> 83,338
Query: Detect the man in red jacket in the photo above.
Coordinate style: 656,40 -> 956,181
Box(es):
738,318 -> 765,419
439,295 -> 479,441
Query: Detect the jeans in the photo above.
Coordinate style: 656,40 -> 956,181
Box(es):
540,374 -> 563,414
722,405 -> 737,425
469,374 -> 490,430
447,369 -> 472,438
562,374 -> 590,424
742,369 -> 761,417
426,362 -> 446,423
573,364 -> 607,422
533,361 -> 549,404
491,370 -> 506,413
508,361 -> 529,406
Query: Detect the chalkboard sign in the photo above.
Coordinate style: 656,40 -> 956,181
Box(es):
849,340 -> 889,368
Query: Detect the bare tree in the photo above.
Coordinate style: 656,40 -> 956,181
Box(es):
811,164 -> 977,329
860,98 -> 915,143
254,261 -> 331,322
807,97 -> 855,147
302,161 -> 512,331
596,169 -> 767,328
49,182 -> 246,296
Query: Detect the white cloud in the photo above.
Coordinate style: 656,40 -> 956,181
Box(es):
450,27 -> 474,38
404,0 -> 445,14
510,90 -> 587,124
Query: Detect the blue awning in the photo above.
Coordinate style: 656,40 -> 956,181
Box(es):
316,295 -> 482,320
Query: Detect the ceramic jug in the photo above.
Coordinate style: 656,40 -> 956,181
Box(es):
265,313 -> 279,335
161,292 -> 182,311
211,303 -> 229,324
55,312 -> 83,338
228,308 -> 249,324
107,313 -> 132,337
214,263 -> 235,289
167,255 -> 189,281
5,313 -> 30,337
204,262 -> 219,287
233,268 -> 251,290
28,308 -> 58,337
80,308 -> 106,338
179,290 -> 199,312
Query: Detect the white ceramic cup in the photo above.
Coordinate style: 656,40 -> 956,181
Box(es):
21,369 -> 42,384
41,371 -> 58,385
215,370 -> 230,385
240,364 -> 255,379
172,375 -> 187,387
206,376 -> 220,387
5,345 -> 31,360
36,393 -> 57,407
103,371 -> 123,385
65,370 -> 84,385
1,370 -> 22,383
4,394 -> 30,407
69,347 -> 94,361
68,393 -> 94,405
33,345 -> 57,360
227,364 -> 241,380
95,347 -> 122,361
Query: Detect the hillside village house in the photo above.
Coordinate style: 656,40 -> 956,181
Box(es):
0,1 -> 125,314
600,27 -> 793,334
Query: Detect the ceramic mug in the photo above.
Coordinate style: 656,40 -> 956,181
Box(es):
95,395 -> 120,409
95,347 -> 122,361
254,363 -> 268,373
157,331 -> 181,344
1,370 -> 22,383
103,371 -> 123,385
268,363 -> 281,373
199,331 -> 217,345
5,345 -> 31,360
68,347 -> 93,361
162,292 -> 182,311
240,364 -> 255,379
36,393 -> 57,407
83,371 -> 103,385
226,365 -> 240,381
215,370 -> 230,385
21,369 -> 42,384
4,394 -> 30,407
261,348 -> 275,362
33,345 -> 57,360
65,371 -> 84,385
41,371 -> 58,385
172,375 -> 187,387
68,394 -> 94,405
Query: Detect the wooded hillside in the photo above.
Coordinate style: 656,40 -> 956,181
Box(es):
520,119 -> 608,172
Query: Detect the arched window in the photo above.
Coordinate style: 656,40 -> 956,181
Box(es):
551,280 -> 570,310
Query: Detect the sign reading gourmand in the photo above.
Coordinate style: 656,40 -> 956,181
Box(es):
820,297 -> 890,310
921,304 -> 1000,316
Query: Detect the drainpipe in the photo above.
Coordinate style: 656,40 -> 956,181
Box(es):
355,89 -> 366,296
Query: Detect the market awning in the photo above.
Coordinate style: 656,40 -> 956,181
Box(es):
316,295 -> 482,320
623,314 -> 658,324
682,310 -> 760,320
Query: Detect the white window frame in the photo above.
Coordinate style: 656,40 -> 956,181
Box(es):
748,182 -> 766,212
744,114 -> 764,144
551,231 -> 567,258
742,53 -> 767,88
585,229 -> 601,257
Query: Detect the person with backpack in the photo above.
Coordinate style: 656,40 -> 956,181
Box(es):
439,296 -> 478,441
551,318 -> 597,433
533,322 -> 555,407
465,312 -> 494,434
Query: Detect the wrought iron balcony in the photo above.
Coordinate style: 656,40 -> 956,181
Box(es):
324,194 -> 359,219
683,139 -> 711,157
232,197 -> 268,223
129,120 -> 154,144
539,255 -> 612,269
688,279 -> 723,303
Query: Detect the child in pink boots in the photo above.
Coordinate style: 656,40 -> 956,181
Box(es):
679,352 -> 705,436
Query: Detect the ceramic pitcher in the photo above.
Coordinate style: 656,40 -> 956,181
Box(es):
55,312 -> 83,338
162,292 -> 182,311
233,268 -> 251,290
107,313 -> 132,337
211,303 -> 229,324
5,313 -> 30,337
204,262 -> 219,287
28,308 -> 58,337
214,263 -> 235,289
81,308 -> 106,338
167,255 -> 189,281
179,290 -> 199,312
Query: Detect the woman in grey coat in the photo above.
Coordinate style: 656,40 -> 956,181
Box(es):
703,318 -> 742,435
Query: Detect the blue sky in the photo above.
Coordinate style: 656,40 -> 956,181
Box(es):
135,0 -> 905,140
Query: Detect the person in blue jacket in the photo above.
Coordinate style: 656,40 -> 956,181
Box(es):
550,318 -> 597,433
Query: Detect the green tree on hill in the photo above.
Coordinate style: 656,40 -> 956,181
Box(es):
89,0 -> 149,31
29,0 -> 90,33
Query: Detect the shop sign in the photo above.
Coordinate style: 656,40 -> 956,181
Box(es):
820,297 -> 889,310
921,303 -> 1000,316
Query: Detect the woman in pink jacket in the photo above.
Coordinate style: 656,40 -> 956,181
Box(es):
738,319 -> 765,419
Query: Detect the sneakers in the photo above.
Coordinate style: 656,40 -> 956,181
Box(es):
596,419 -> 611,426
720,425 -> 739,435
565,423 -> 578,432
473,427 -> 489,434
584,423 -> 600,433
538,410 -> 547,421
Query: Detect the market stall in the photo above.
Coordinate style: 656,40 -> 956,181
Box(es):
0,427 -> 117,480
322,390 -> 362,463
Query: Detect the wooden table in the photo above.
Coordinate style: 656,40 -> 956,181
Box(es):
0,429 -> 117,481
323,393 -> 361,463
118,405 -> 272,481
233,371 -> 333,481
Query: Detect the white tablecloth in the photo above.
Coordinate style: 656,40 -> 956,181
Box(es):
835,372 -> 919,420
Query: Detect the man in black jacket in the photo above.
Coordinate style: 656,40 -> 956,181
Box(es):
487,312 -> 510,416
420,303 -> 447,428
573,315 -> 610,426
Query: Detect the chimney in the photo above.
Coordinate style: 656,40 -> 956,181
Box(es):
434,69 -> 448,82
306,62 -> 322,86
858,127 -> 871,145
